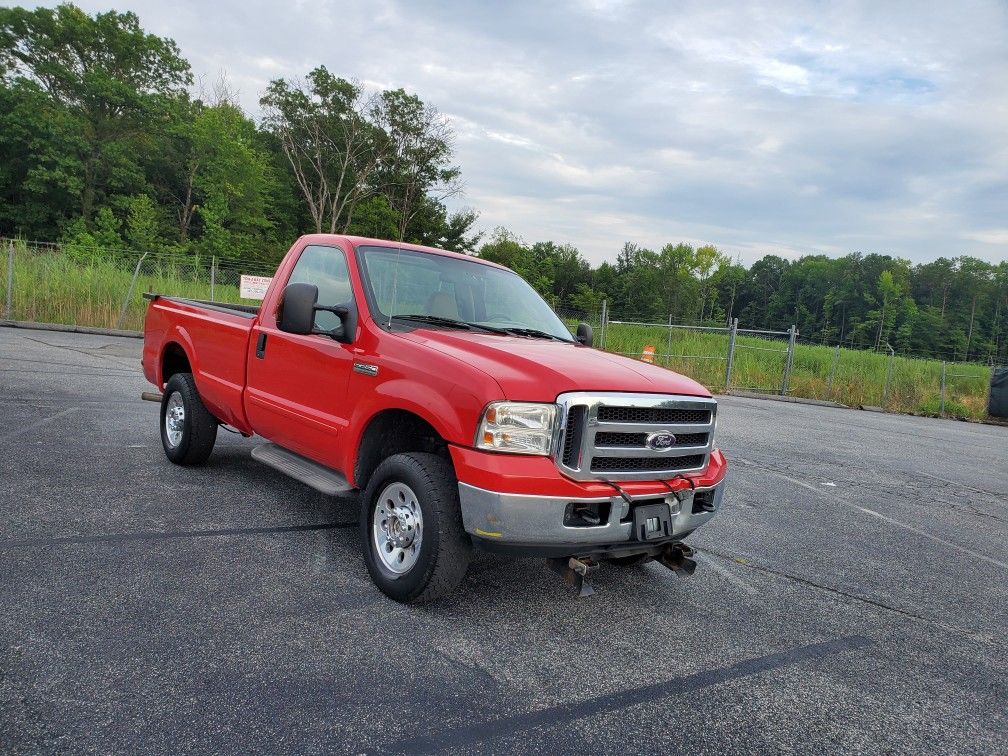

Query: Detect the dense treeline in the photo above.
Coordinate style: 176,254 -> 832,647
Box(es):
1,4 -> 1005,363
479,230 -> 1008,362
0,4 -> 480,262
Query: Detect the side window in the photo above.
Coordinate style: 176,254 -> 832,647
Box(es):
287,245 -> 352,331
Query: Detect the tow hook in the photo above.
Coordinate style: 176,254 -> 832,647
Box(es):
658,543 -> 697,576
548,556 -> 599,598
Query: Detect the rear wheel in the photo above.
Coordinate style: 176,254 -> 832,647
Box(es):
360,452 -> 472,603
160,372 -> 217,466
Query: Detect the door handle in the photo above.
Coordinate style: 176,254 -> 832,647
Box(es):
255,332 -> 267,359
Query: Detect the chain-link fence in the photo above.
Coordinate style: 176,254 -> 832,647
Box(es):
594,302 -> 997,421
1,237 -> 276,332
555,303 -> 602,338
1,238 -> 998,420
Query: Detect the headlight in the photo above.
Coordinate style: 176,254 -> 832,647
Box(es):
476,402 -> 558,455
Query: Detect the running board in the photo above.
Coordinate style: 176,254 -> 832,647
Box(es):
251,443 -> 353,495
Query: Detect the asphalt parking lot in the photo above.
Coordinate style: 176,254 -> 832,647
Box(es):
1,325 -> 1006,754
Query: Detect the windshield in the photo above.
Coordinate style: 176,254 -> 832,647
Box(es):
356,245 -> 574,341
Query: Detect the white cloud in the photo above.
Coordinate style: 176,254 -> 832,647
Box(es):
51,0 -> 1008,265
964,230 -> 1008,246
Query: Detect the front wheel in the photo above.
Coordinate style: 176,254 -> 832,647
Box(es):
360,452 -> 472,604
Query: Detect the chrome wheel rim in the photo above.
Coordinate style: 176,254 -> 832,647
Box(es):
165,391 -> 185,448
373,481 -> 423,575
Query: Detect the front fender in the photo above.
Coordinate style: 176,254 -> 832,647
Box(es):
340,379 -> 487,487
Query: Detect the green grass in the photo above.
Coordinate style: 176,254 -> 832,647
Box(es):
3,244 -> 992,421
595,321 -> 992,420
2,244 -> 263,331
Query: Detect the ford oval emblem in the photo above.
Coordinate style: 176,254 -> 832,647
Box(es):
646,432 -> 676,451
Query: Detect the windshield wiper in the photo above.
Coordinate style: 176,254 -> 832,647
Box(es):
392,314 -> 509,335
392,314 -> 569,341
501,327 -> 572,342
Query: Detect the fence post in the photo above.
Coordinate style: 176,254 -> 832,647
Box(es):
599,299 -> 608,351
940,361 -> 946,416
882,343 -> 895,407
724,317 -> 737,391
780,325 -> 797,395
4,239 -> 13,321
665,314 -> 673,367
210,256 -> 217,302
826,345 -> 840,400
116,252 -> 149,330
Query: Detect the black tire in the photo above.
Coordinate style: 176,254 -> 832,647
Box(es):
160,372 -> 218,466
360,452 -> 472,604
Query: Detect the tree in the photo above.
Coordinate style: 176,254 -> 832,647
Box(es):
0,77 -> 83,236
693,244 -> 727,322
193,100 -> 275,257
875,270 -> 899,350
261,68 -> 386,235
739,255 -> 790,327
530,241 -> 591,307
124,193 -> 159,254
62,205 -> 121,262
346,195 -> 399,241
657,243 -> 696,321
0,3 -> 191,222
478,228 -> 529,268
378,88 -> 462,241
711,260 -> 747,325
404,199 -> 481,253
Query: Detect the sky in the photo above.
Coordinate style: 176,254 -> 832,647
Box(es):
43,0 -> 1008,266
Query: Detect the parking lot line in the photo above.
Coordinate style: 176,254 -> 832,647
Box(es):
734,457 -> 1008,572
384,635 -> 872,753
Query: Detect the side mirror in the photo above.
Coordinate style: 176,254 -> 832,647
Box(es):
277,283 -> 317,335
576,322 -> 593,347
278,282 -> 357,344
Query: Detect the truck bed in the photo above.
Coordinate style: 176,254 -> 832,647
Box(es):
142,293 -> 260,317
142,294 -> 258,432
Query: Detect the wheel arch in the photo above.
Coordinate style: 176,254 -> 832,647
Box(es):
161,341 -> 191,384
352,408 -> 455,491
158,326 -> 198,388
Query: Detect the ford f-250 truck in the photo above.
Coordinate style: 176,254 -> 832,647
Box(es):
142,235 -> 727,602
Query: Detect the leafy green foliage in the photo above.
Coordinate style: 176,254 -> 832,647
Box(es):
0,3 -> 192,221
0,3 -> 1005,367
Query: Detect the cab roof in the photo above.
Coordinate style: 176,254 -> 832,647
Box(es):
296,234 -> 510,272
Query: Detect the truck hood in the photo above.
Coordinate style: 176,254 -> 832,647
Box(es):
400,329 -> 712,401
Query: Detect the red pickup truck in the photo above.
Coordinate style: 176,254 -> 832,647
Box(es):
142,235 -> 727,602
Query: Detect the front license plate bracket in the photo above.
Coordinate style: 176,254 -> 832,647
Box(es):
632,502 -> 673,541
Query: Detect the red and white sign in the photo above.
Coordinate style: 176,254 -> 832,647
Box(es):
240,275 -> 272,300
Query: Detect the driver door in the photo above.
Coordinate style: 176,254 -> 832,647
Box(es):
245,244 -> 356,470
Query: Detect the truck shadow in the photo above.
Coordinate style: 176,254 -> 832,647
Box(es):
204,440 -> 696,612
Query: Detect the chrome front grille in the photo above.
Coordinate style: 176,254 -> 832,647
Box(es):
596,406 -> 712,425
594,431 -> 710,448
554,392 -> 717,481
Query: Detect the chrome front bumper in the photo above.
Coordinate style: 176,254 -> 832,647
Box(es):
457,481 -> 723,550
